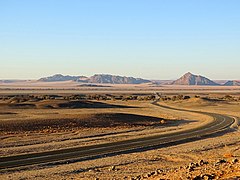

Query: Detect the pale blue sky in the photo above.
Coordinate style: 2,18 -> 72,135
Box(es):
0,0 -> 239,80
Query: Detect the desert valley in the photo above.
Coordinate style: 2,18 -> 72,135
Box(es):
0,72 -> 239,179
2,1 -> 240,179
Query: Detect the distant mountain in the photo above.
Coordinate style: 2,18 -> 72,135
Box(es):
214,80 -> 228,85
38,74 -> 151,84
223,80 -> 240,86
171,72 -> 219,86
87,74 -> 151,84
0,80 -> 27,83
151,80 -> 173,85
38,74 -> 87,82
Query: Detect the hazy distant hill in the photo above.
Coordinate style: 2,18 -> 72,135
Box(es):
87,74 -> 151,84
3,73 -> 239,86
38,74 -> 87,82
171,72 -> 219,86
38,74 -> 151,84
0,80 -> 27,83
213,80 -> 228,85
151,80 -> 173,85
223,80 -> 240,86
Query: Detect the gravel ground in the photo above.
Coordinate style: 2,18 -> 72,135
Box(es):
0,99 -> 239,180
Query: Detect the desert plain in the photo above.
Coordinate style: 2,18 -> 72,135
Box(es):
0,83 -> 240,180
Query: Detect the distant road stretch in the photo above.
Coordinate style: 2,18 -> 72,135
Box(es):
0,101 -> 235,170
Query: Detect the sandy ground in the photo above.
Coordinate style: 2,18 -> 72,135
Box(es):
0,96 -> 239,179
1,127 -> 239,180
0,82 -> 240,95
0,100 -> 210,157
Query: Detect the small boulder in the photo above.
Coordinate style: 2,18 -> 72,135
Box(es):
156,169 -> 163,174
202,174 -> 216,180
199,160 -> 208,166
108,166 -> 116,171
193,175 -> 201,180
216,159 -> 227,164
232,158 -> 238,164
160,120 -> 166,124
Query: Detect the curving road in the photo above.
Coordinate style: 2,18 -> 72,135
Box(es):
0,101 -> 235,170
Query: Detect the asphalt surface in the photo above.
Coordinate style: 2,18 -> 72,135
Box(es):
0,101 -> 235,170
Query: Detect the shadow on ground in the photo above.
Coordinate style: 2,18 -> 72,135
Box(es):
2,100 -> 136,109
57,101 -> 135,109
0,113 -> 194,132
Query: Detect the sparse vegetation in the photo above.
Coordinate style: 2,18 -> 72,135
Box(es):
0,91 -> 239,180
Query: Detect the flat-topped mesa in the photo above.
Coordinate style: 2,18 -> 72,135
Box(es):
171,72 -> 219,86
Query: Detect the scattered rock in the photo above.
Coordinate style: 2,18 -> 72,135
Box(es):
202,174 -> 216,180
232,158 -> 238,164
229,176 -> 240,179
193,175 -> 202,180
109,166 -> 116,171
194,174 -> 216,180
135,175 -> 141,180
155,169 -> 163,174
147,173 -> 151,177
146,172 -> 153,177
199,160 -> 208,166
217,159 -> 227,164
142,173 -> 149,178
72,169 -> 84,173
187,162 -> 198,171
188,166 -> 194,172
160,120 -> 165,124
189,162 -> 197,168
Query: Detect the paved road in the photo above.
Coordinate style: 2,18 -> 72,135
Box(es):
0,102 -> 235,170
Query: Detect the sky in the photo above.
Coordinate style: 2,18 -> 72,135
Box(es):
0,0 -> 240,80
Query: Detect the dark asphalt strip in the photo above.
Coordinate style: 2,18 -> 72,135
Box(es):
0,102 -> 235,170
